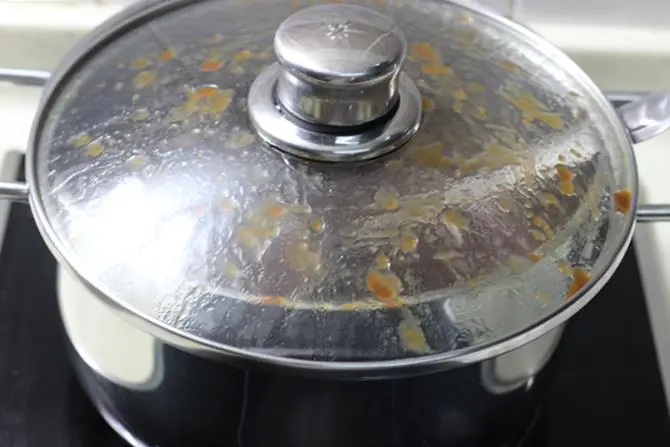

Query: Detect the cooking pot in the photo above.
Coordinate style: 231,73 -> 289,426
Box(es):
2,0 -> 670,445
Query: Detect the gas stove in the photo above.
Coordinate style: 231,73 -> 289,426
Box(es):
0,156 -> 668,447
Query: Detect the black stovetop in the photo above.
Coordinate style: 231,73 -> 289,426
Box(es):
0,180 -> 669,446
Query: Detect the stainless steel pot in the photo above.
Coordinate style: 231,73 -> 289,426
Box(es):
2,0 -> 670,445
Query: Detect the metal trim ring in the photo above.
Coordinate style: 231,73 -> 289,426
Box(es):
248,63 -> 422,162
24,0 -> 638,379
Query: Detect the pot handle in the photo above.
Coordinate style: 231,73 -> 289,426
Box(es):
0,68 -> 51,204
612,92 -> 670,222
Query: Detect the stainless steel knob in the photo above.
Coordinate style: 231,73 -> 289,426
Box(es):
248,4 -> 422,162
274,4 -> 406,127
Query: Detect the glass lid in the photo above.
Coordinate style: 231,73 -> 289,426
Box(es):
31,0 -> 636,366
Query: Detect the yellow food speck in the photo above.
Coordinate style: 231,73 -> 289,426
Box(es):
569,90 -> 581,97
558,261 -> 572,275
127,155 -> 146,170
497,194 -> 514,213
466,82 -> 487,93
537,290 -> 550,302
129,57 -> 152,70
421,64 -> 452,75
570,148 -> 583,158
200,58 -> 224,72
366,270 -> 403,304
500,60 -> 518,72
529,228 -> 546,242
133,70 -> 156,89
399,318 -> 431,353
374,187 -> 399,210
157,47 -> 176,62
251,225 -> 279,240
540,192 -> 565,213
234,50 -> 262,62
452,88 -> 468,101
527,252 -> 543,263
567,267 -> 591,300
400,233 -> 418,252
410,42 -> 440,62
131,109 -> 150,121
558,154 -> 566,162
376,254 -> 391,270
412,142 -> 453,168
309,216 -> 324,233
261,295 -> 287,306
441,209 -> 470,229
86,142 -> 104,157
531,215 -> 554,238
422,96 -> 435,111
71,134 -> 92,148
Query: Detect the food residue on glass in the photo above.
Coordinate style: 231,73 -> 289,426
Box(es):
500,60 -> 518,72
412,142 -> 453,168
171,86 -> 234,121
286,241 -> 319,273
613,189 -> 632,215
366,270 -> 403,304
452,88 -> 468,101
71,134 -> 92,148
310,216 -> 324,233
567,267 -> 591,299
127,155 -> 146,170
540,192 -> 565,213
399,310 -> 431,354
558,260 -> 572,275
374,187 -> 400,210
528,228 -> 547,242
410,41 -> 440,62
441,209 -> 469,229
131,109 -> 150,121
421,64 -> 452,76
133,70 -> 156,89
234,49 -> 263,62
199,58 -> 225,72
422,96 -> 435,111
264,201 -> 286,219
86,142 -> 104,157
157,47 -> 177,62
261,295 -> 287,306
556,164 -> 575,195
509,93 -> 565,130
399,232 -> 419,252
129,57 -> 152,70
235,227 -> 259,248
497,193 -> 514,213
527,251 -> 543,263
376,253 -> 391,270
537,290 -> 550,303
558,154 -> 566,162
531,215 -> 554,239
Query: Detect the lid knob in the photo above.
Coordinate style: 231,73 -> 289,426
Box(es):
274,4 -> 407,127
248,4 -> 422,162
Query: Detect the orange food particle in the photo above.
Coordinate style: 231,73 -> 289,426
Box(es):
567,267 -> 591,300
310,216 -> 324,233
614,189 -> 633,215
410,42 -> 440,62
399,320 -> 431,353
452,88 -> 468,101
261,296 -> 286,305
200,58 -> 224,72
527,252 -> 543,263
421,64 -> 452,75
129,57 -> 152,70
264,202 -> 285,219
366,270 -> 402,303
559,180 -> 575,195
71,134 -> 92,148
157,47 -> 176,61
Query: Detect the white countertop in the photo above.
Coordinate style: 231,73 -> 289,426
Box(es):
2,0 -> 670,401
